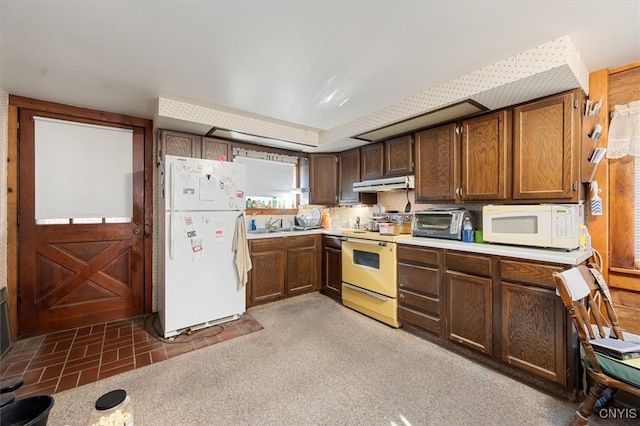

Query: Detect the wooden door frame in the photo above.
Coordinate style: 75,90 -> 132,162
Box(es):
6,96 -> 153,340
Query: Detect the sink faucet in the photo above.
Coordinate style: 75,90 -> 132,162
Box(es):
265,217 -> 281,232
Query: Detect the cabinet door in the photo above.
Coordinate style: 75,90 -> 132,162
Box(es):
461,111 -> 511,201
339,148 -> 372,205
286,246 -> 317,295
159,130 -> 199,158
249,250 -> 286,305
415,123 -> 459,202
201,137 -> 230,161
501,281 -> 567,385
513,91 -> 581,200
385,135 -> 413,176
322,237 -> 342,301
310,154 -> 337,205
360,143 -> 384,180
446,271 -> 492,354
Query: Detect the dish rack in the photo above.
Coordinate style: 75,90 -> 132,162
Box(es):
293,208 -> 322,230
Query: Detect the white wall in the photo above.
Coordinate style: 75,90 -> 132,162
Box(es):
0,88 -> 8,290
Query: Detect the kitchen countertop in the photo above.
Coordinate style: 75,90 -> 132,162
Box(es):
398,237 -> 591,265
247,228 -> 591,265
246,228 -> 326,239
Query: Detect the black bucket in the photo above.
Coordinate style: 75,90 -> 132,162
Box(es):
0,395 -> 54,426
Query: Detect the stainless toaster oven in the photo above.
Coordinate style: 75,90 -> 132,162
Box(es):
412,209 -> 471,240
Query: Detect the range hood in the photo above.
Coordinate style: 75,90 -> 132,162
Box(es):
353,175 -> 415,192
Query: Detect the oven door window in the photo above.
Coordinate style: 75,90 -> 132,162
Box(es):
353,250 -> 380,270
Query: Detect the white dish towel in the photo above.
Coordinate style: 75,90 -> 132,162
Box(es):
233,215 -> 252,288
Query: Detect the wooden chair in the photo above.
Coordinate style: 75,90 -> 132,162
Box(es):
552,265 -> 640,425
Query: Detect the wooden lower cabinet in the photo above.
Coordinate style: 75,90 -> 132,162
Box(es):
248,235 -> 321,307
397,246 -> 442,336
287,246 -> 317,295
445,251 -> 494,355
249,249 -> 286,305
322,236 -> 342,301
500,259 -> 570,386
397,245 -> 578,391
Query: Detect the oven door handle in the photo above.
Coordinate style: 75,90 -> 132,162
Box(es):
343,283 -> 391,301
343,237 -> 387,246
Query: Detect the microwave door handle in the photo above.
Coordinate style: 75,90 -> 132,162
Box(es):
343,283 -> 390,301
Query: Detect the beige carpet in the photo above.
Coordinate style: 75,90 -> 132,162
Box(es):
48,292 -> 635,425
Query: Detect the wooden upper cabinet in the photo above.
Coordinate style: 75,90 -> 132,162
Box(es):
461,110 -> 511,201
159,130 -> 230,162
338,148 -> 377,206
384,135 -> 413,176
201,137 -> 230,161
309,153 -> 338,205
339,148 -> 362,205
360,143 -> 384,180
361,137 -> 413,180
513,90 -> 583,201
159,129 -> 199,158
415,123 -> 459,202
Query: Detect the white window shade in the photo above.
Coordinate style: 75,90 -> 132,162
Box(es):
233,156 -> 295,198
34,117 -> 133,222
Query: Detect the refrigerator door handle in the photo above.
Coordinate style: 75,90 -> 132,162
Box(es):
169,212 -> 176,260
170,162 -> 177,212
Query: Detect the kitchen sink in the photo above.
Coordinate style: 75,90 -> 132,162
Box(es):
247,227 -> 322,235
248,228 -> 295,235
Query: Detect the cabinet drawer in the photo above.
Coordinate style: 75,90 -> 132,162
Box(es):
399,290 -> 439,317
287,235 -> 319,249
398,245 -> 439,266
323,235 -> 342,250
398,263 -> 439,297
250,238 -> 283,252
252,235 -> 318,252
445,251 -> 493,277
501,259 -> 566,289
398,306 -> 440,334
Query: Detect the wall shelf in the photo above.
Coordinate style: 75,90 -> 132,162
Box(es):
246,208 -> 298,216
581,113 -> 604,183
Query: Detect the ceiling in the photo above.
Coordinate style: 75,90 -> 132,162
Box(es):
1,1 -> 639,152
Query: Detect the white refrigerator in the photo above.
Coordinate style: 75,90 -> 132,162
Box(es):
158,155 -> 247,338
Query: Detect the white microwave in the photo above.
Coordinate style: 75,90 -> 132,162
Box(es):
482,204 -> 584,250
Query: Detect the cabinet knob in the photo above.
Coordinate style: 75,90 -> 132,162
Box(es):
399,293 -> 404,298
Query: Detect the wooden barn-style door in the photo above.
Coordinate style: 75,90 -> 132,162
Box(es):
15,100 -> 152,336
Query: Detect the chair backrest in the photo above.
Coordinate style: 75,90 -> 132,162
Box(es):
552,265 -> 625,374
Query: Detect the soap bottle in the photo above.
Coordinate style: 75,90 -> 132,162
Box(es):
579,225 -> 590,251
322,211 -> 331,229
462,217 -> 474,243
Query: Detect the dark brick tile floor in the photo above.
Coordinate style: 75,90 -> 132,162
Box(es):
1,314 -> 263,398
